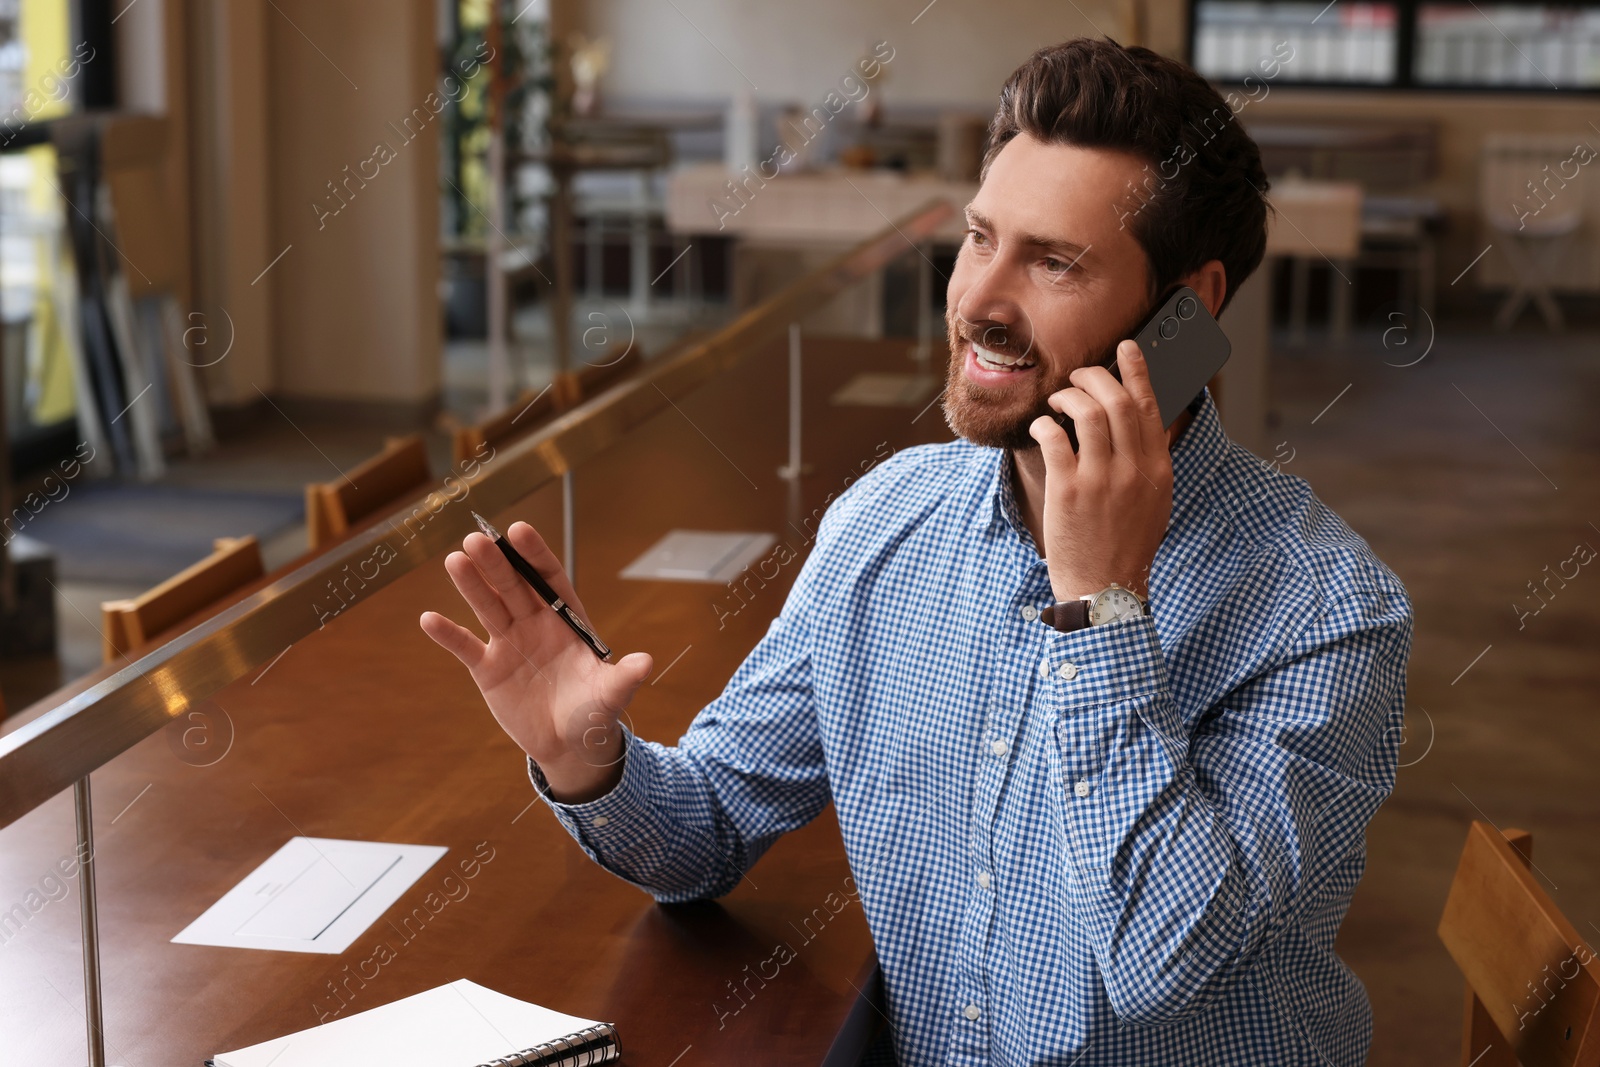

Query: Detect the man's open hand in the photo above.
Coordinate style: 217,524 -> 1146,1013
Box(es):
419,520 -> 653,802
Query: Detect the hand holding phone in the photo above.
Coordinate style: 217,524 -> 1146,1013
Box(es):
1055,285 -> 1231,451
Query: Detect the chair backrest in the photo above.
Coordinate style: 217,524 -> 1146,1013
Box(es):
1438,820 -> 1600,1067
450,345 -> 644,467
574,343 -> 642,398
305,434 -> 432,549
1253,119 -> 1438,190
1480,133 -> 1590,235
451,386 -> 564,467
100,536 -> 265,662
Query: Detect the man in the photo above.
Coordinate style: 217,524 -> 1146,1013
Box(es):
420,38 -> 1413,1066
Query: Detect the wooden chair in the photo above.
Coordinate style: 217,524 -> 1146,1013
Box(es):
574,342 -> 642,399
1438,820 -> 1600,1066
451,385 -> 564,467
547,343 -> 644,413
100,536 -> 265,662
1480,133 -> 1584,332
305,434 -> 432,549
450,345 -> 644,466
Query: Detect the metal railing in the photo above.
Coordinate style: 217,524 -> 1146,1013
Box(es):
0,197 -> 954,1066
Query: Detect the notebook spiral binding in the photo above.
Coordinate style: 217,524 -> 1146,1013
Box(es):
476,1022 -> 621,1067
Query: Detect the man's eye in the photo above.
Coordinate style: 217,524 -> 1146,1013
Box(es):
1043,257 -> 1068,273
967,229 -> 989,246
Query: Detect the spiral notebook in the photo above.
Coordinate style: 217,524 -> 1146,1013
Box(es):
207,979 -> 620,1067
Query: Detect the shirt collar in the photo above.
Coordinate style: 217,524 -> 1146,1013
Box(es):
989,448 -> 1028,541
1168,385 -> 1231,523
985,386 -> 1229,541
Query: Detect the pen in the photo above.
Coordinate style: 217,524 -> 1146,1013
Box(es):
471,511 -> 614,663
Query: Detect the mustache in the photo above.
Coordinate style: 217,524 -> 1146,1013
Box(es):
952,320 -> 1034,359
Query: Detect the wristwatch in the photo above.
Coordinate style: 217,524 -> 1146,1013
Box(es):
1040,583 -> 1148,633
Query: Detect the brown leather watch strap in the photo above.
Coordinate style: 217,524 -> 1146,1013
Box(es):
1039,598 -> 1091,633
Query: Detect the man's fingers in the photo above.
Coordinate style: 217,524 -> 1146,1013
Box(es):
1030,413 -> 1080,473
419,610 -> 488,670
505,520 -> 595,625
1115,340 -> 1166,453
443,550 -> 515,634
461,531 -> 541,619
504,518 -> 559,562
1051,389 -> 1111,467
1070,358 -> 1145,459
1115,338 -> 1156,399
595,650 -> 655,711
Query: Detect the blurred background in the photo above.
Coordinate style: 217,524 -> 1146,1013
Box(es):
0,2 -> 1597,1064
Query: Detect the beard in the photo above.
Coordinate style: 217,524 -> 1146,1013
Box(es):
940,300 -> 1153,451
940,313 -> 1073,452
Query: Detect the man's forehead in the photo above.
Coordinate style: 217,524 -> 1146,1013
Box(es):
969,135 -> 1149,256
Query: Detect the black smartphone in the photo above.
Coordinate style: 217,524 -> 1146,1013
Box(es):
1055,285 -> 1232,451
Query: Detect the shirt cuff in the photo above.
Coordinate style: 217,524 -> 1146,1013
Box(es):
1037,612 -> 1171,708
525,724 -> 656,858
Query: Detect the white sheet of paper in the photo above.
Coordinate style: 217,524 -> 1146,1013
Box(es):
172,837 -> 447,954
620,529 -> 777,583
213,979 -> 607,1067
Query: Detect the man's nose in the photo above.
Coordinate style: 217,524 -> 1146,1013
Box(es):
954,256 -> 1021,332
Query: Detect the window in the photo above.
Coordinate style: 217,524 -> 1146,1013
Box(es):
2,0 -> 110,465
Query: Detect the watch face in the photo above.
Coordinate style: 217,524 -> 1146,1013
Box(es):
1089,585 -> 1143,626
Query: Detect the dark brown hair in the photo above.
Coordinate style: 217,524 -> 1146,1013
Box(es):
982,38 -> 1271,316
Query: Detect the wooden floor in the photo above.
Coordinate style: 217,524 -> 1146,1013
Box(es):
1274,327 -> 1600,1067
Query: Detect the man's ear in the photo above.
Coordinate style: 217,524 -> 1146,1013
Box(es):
1180,260 -> 1228,317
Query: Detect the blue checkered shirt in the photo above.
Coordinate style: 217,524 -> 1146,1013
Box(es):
530,388 -> 1413,1065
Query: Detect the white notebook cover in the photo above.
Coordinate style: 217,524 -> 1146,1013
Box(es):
212,979 -> 610,1067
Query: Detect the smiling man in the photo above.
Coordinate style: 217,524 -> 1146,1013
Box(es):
422,38 -> 1414,1067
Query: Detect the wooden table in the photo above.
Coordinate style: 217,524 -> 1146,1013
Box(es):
0,336 -> 954,1066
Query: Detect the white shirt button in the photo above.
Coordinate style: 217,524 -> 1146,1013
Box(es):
1058,662 -> 1079,680
977,871 -> 992,889
1040,657 -> 1051,678
1021,605 -> 1038,621
591,815 -> 611,827
989,738 -> 1008,757
1074,780 -> 1091,798
963,1003 -> 981,1021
